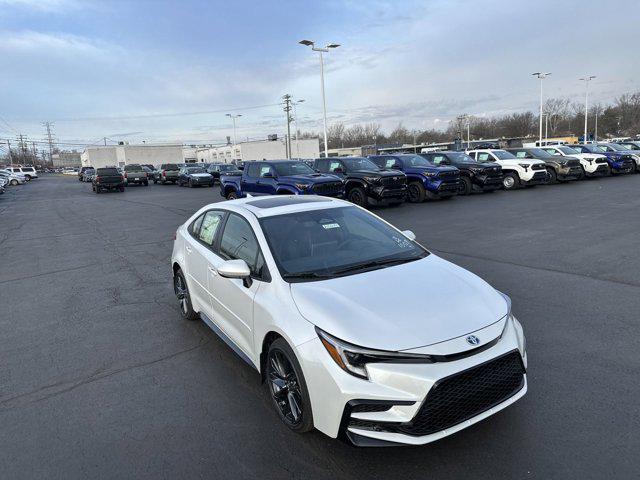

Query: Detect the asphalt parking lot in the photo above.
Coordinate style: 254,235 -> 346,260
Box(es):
1,175 -> 638,479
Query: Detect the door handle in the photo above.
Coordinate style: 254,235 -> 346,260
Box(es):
185,246 -> 192,253
208,266 -> 218,275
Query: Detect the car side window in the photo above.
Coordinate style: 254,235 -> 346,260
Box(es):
384,159 -> 396,168
189,214 -> 205,237
431,155 -> 445,165
478,153 -> 490,162
219,214 -> 266,279
329,161 -> 343,173
259,165 -> 273,177
198,211 -> 225,246
246,163 -> 260,177
514,151 -> 528,158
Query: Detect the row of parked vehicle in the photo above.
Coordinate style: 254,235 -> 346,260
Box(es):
0,165 -> 39,195
216,142 -> 640,208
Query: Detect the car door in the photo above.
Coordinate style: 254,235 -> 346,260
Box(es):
208,213 -> 267,357
328,160 -> 347,179
241,163 -> 260,193
257,164 -> 278,194
185,210 -> 225,318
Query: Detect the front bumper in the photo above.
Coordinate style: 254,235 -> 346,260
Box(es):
368,185 -> 407,201
474,173 -> 503,190
296,316 -> 527,446
557,166 -> 583,180
611,159 -> 634,174
522,170 -> 549,185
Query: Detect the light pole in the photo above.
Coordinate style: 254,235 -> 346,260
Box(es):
579,76 -> 596,144
292,99 -> 305,159
225,113 -> 242,147
532,72 -> 551,146
299,40 -> 340,158
544,113 -> 549,143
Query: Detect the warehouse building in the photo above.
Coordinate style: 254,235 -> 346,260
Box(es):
52,151 -> 82,168
196,137 -> 320,163
81,144 -> 187,168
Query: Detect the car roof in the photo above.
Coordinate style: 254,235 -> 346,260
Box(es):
205,195 -> 351,219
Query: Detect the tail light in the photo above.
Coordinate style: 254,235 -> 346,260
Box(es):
124,172 -> 128,178
162,170 -> 166,177
120,175 -> 124,181
95,176 -> 100,182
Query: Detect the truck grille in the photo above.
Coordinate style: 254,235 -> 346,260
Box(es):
531,163 -> 546,171
531,171 -> 548,182
565,159 -> 581,168
381,176 -> 406,188
395,350 -> 525,436
438,171 -> 460,182
312,181 -> 343,196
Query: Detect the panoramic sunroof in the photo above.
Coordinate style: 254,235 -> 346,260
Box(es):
245,196 -> 331,209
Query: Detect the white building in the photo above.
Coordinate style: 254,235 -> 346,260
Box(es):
81,144 -> 187,168
52,151 -> 82,168
196,137 -> 320,164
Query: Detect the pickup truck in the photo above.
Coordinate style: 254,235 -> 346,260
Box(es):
158,163 -> 181,184
92,167 -> 125,193
421,151 -> 503,195
505,147 -> 583,183
123,164 -> 149,186
220,160 -> 344,200
466,149 -> 548,190
369,153 -> 460,202
313,157 -> 406,207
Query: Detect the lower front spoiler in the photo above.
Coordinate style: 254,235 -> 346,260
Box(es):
342,377 -> 527,447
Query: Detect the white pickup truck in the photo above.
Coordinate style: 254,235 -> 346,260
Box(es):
466,149 -> 548,190
540,145 -> 610,177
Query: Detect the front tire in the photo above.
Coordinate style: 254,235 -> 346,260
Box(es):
547,168 -> 557,184
407,181 -> 426,203
503,172 -> 519,190
347,186 -> 368,207
266,338 -> 314,433
173,270 -> 198,321
226,191 -> 238,200
459,176 -> 472,195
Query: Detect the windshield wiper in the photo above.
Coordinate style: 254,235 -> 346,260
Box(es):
282,271 -> 334,281
331,257 -> 416,275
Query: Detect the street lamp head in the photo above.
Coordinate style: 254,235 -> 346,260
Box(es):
299,40 -> 314,46
580,75 -> 596,81
532,72 -> 551,78
326,43 -> 340,49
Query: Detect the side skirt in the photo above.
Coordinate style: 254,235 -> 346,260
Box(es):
199,312 -> 258,371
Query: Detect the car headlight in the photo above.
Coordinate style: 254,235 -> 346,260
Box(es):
316,327 -> 434,380
363,176 -> 381,184
295,183 -> 311,190
422,171 -> 436,177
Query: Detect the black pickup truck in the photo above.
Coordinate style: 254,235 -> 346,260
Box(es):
313,156 -> 406,207
92,167 -> 125,194
421,151 -> 503,195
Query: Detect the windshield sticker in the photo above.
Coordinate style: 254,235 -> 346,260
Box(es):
392,236 -> 411,248
322,222 -> 340,230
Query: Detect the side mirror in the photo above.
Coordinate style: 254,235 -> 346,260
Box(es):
333,167 -> 344,174
402,230 -> 416,241
217,259 -> 251,279
392,164 -> 403,170
262,171 -> 274,178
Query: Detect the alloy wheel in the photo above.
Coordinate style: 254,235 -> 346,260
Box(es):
268,350 -> 303,427
503,176 -> 515,189
174,275 -> 189,315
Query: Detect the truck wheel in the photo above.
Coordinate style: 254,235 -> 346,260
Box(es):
226,191 -> 238,200
547,168 -> 557,183
459,177 -> 472,195
189,179 -> 194,188
347,186 -> 368,207
503,173 -> 520,190
407,181 -> 426,203
174,270 -> 199,321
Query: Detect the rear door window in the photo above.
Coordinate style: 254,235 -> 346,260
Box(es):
219,214 -> 265,278
198,211 -> 225,246
246,163 -> 260,177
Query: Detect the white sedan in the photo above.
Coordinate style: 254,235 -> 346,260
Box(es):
171,195 -> 527,446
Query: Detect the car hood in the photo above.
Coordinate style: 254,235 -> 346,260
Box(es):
290,255 -> 508,351
352,169 -> 402,177
281,173 -> 339,183
405,165 -> 459,174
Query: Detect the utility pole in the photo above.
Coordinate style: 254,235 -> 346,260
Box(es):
580,76 -> 596,144
7,139 -> 13,166
43,122 -> 55,163
17,134 -> 28,156
283,94 -> 293,159
532,72 -> 551,147
104,137 -> 107,146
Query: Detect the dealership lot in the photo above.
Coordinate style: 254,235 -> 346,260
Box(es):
0,176 -> 638,478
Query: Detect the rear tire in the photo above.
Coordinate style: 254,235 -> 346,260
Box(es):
266,338 -> 314,433
174,269 -> 199,321
226,191 -> 238,200
407,181 -> 426,203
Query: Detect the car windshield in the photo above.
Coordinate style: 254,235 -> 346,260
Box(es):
124,165 -> 143,171
342,157 -> 379,171
527,148 -> 554,158
260,206 -> 428,282
187,168 -> 205,174
273,162 -> 315,176
399,155 -> 431,167
97,168 -> 119,175
603,143 -> 627,151
586,145 -> 606,153
559,146 -> 579,155
446,152 -> 477,162
491,150 -> 517,160
163,164 -> 180,170
219,164 -> 236,171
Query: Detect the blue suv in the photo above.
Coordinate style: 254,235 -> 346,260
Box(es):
571,144 -> 635,174
369,153 -> 460,202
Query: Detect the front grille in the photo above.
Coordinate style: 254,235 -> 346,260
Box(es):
312,181 -> 343,196
531,171 -> 548,181
438,171 -> 459,182
566,159 -> 581,168
531,163 -> 546,171
395,350 -> 525,436
381,176 -> 406,188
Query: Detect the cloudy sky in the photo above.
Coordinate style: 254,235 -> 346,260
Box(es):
1,0 -> 639,149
